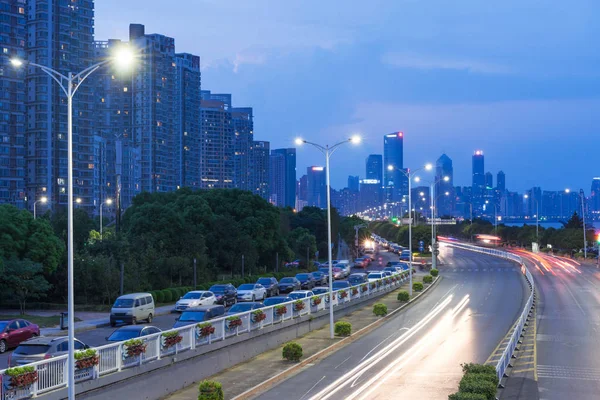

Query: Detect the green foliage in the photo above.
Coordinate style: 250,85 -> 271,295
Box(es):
423,275 -> 433,284
170,288 -> 180,300
413,282 -> 424,292
334,321 -> 352,336
448,393 -> 487,400
123,338 -> 144,347
162,330 -> 180,338
458,375 -> 497,400
5,366 -> 35,377
1,259 -> 51,315
197,380 -> 224,400
397,291 -> 410,302
161,289 -> 173,303
282,342 -> 303,362
155,290 -> 165,303
461,363 -> 497,377
373,303 -> 388,316
74,349 -> 97,360
430,269 -> 439,277
287,227 -> 317,267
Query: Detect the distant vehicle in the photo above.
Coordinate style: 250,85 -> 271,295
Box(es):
10,336 -> 89,367
0,319 -> 40,354
209,284 -> 238,306
332,267 -> 344,279
285,260 -> 301,268
175,291 -> 216,312
337,263 -> 351,277
257,277 -> 279,297
312,287 -> 329,295
354,258 -> 367,268
225,302 -> 264,316
106,325 -> 161,342
400,250 -> 411,261
288,291 -> 315,300
382,270 -> 392,277
332,281 -> 351,290
383,267 -> 399,276
263,296 -> 293,307
386,261 -> 402,268
295,273 -> 316,290
348,273 -> 368,286
173,305 -> 225,328
310,271 -> 328,286
367,272 -> 384,282
279,277 -> 301,293
110,293 -> 155,327
237,284 -> 267,302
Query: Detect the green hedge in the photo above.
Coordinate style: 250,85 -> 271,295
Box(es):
334,321 -> 352,336
430,268 -> 439,277
397,291 -> 409,302
448,393 -> 487,400
423,275 -> 433,284
461,363 -> 497,376
197,380 -> 224,400
448,363 -> 498,400
458,377 -> 496,400
413,282 -> 424,292
373,303 -> 388,317
162,289 -> 173,303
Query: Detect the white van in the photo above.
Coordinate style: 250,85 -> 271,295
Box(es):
110,293 -> 155,326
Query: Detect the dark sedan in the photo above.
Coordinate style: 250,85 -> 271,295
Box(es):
332,281 -> 351,290
226,302 -> 264,316
348,273 -> 368,286
311,271 -> 327,285
278,277 -> 301,293
257,277 -> 279,297
209,284 -> 237,306
263,296 -> 292,307
0,319 -> 40,354
106,325 -> 161,342
295,273 -> 316,290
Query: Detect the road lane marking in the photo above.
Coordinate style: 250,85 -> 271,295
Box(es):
512,367 -> 535,374
334,356 -> 352,370
358,329 -> 408,362
299,376 -> 326,400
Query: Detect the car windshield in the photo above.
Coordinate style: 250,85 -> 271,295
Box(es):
257,278 -> 272,285
182,293 -> 202,299
209,286 -> 226,294
113,298 -> 134,308
333,282 -> 348,288
108,329 -> 141,341
0,322 -> 7,331
311,272 -> 321,276
238,284 -> 255,290
280,278 -> 295,283
313,288 -> 328,294
369,273 -> 382,278
14,344 -> 50,355
350,275 -> 362,279
296,274 -> 309,280
179,311 -> 206,322
288,293 -> 306,300
333,267 -> 342,272
264,298 -> 289,306
354,259 -> 363,262
229,304 -> 256,313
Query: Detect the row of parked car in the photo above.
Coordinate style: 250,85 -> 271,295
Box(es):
371,234 -> 412,261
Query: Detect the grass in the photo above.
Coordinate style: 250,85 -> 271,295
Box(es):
0,315 -> 82,328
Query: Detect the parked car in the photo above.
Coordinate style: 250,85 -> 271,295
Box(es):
337,263 -> 351,277
0,319 -> 40,354
237,283 -> 267,302
383,267 -> 399,276
288,291 -> 315,300
332,281 -> 351,290
110,293 -> 155,327
257,277 -> 279,297
354,258 -> 367,268
386,261 -> 402,268
311,271 -> 328,285
295,273 -> 316,290
367,272 -> 385,282
225,302 -> 264,316
348,273 -> 368,286
106,325 -> 161,342
173,305 -> 225,328
209,284 -> 238,306
400,250 -> 412,261
175,291 -> 216,312
10,336 -> 89,367
279,277 -> 301,293
284,260 -> 300,268
263,296 -> 292,307
312,287 -> 329,295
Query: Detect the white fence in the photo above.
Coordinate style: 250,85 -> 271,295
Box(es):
440,241 -> 535,383
0,273 -> 409,399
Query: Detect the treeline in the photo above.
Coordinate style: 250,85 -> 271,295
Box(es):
0,188 -> 370,310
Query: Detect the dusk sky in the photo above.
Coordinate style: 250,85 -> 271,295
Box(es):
96,0 -> 599,193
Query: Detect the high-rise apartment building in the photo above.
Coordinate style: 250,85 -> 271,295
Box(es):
231,107 -> 253,191
497,171 -> 506,192
383,132 -> 404,202
485,172 -> 493,189
0,0 -> 26,208
366,154 -> 383,206
307,166 -> 326,208
270,148 -> 296,208
26,0 -> 95,212
298,175 -> 308,204
269,152 -> 285,206
471,150 -> 485,214
436,154 -> 454,216
590,177 -> 600,215
249,140 -> 269,200
347,176 -> 359,193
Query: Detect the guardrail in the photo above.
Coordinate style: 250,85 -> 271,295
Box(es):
440,241 -> 535,384
0,273 -> 410,399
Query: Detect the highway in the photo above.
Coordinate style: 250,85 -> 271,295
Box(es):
256,247 -> 528,400
506,250 -> 600,400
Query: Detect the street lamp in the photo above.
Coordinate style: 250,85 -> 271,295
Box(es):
566,188 -> 588,258
524,194 -> 539,242
296,135 -> 361,339
33,196 -> 48,219
100,198 -> 113,240
388,163 -> 433,296
11,46 -> 135,400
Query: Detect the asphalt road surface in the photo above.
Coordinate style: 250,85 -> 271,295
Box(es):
257,246 -> 528,400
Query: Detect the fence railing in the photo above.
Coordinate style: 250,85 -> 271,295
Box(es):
440,241 -> 535,383
0,273 -> 409,399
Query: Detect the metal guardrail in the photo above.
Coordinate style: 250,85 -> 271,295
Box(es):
440,241 -> 534,383
0,273 -> 410,399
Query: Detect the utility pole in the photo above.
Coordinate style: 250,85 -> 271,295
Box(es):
193,258 -> 197,290
120,262 -> 124,296
354,224 -> 367,259
275,252 -> 279,272
241,255 -> 245,277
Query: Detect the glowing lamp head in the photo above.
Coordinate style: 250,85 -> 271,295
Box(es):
524,194 -> 529,199
106,198 -> 113,205
113,46 -> 135,69
414,176 -> 421,183
350,135 -> 361,144
443,176 -> 450,182
425,163 -> 433,171
76,198 -> 82,204
445,191 -> 450,196
10,58 -> 24,67
387,165 -> 394,171
565,188 -> 570,193
40,196 -> 48,203
294,138 -> 304,146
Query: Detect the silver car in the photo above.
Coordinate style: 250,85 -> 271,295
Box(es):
10,336 -> 89,367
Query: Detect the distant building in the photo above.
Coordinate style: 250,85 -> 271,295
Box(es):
332,188 -> 360,216
307,167 -> 326,208
366,154 -> 383,206
497,171 -> 506,192
436,154 -> 454,216
359,179 -> 381,211
591,178 -> 600,217
249,141 -> 270,200
347,176 -> 360,193
485,172 -> 493,189
383,132 -> 405,202
298,175 -> 308,204
471,150 -> 485,215
270,148 -> 296,208
231,107 -> 253,191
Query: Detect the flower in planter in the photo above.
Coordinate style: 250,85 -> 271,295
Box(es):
252,309 -> 266,323
5,366 -> 38,390
351,287 -> 359,296
123,338 -> 147,358
361,284 -> 368,292
370,282 -> 377,290
338,290 -> 348,299
311,296 -> 322,306
74,349 -> 99,370
196,322 -> 215,338
294,300 -> 305,311
161,331 -> 183,348
275,305 -> 287,316
226,316 -> 243,329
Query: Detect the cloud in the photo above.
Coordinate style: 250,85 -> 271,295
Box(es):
381,52 -> 513,75
232,52 -> 267,73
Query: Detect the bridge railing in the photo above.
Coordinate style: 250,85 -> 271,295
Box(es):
440,241 -> 535,383
0,272 -> 409,399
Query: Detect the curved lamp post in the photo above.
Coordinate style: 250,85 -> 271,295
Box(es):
33,196 -> 48,219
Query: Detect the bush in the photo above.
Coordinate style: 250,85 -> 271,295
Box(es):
170,288 -> 180,300
458,376 -> 497,400
282,342 -> 303,362
161,289 -> 173,303
373,303 -> 388,317
334,321 -> 352,336
423,275 -> 433,284
462,373 -> 498,387
197,380 -> 224,400
461,363 -> 497,376
448,393 -> 487,400
155,290 -> 165,303
430,268 -> 439,277
413,282 -> 424,292
397,291 -> 409,302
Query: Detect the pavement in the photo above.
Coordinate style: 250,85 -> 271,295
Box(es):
500,251 -> 600,400
166,247 -> 527,400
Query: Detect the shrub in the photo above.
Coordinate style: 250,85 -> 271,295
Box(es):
373,303 -> 387,317
161,289 -> 173,303
423,275 -> 433,284
176,287 -> 186,298
448,393 -> 487,400
461,363 -> 497,376
198,380 -> 224,400
462,373 -> 499,387
458,376 -> 497,400
155,290 -> 164,303
169,288 -> 180,300
397,291 -> 409,302
282,342 -> 303,362
413,282 -> 424,292
334,321 -> 352,336
430,268 -> 439,277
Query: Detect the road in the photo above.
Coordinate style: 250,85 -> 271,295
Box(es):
505,250 -> 600,400
256,247 -> 528,400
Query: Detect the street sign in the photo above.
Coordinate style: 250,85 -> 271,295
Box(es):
419,240 -> 424,252
433,250 -> 440,256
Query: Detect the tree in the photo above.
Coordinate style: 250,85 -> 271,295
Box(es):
563,212 -> 584,229
1,259 -> 51,315
287,227 -> 317,266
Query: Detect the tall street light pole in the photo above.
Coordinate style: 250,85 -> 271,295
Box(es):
524,194 -> 539,242
100,198 -> 113,241
33,196 -> 48,219
11,47 -> 135,400
568,189 -> 588,259
296,135 -> 361,339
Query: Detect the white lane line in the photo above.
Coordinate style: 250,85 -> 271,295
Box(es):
359,329 -> 408,362
334,356 -> 352,370
298,376 -> 326,400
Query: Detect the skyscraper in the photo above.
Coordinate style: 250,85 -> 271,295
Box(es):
0,0 -> 26,208
269,152 -> 285,206
366,154 -> 383,206
347,176 -> 360,192
436,154 -> 454,216
249,140 -> 270,200
270,148 -> 296,208
485,172 -> 493,189
26,0 -> 95,211
590,178 -> 600,214
307,166 -> 326,208
472,150 -> 485,214
383,132 -> 404,202
231,107 -> 253,191
497,171 -> 506,192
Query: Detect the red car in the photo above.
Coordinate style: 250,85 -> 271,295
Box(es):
0,319 -> 40,353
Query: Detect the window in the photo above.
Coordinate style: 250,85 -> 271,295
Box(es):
134,299 -> 140,307
8,321 -> 18,330
139,297 -> 147,306
18,7 -> 25,14
123,87 -> 128,92
146,296 -> 153,304
74,341 -> 85,350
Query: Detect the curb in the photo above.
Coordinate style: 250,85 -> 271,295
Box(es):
232,275 -> 443,400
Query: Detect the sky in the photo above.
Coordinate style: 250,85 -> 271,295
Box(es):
95,0 -> 600,194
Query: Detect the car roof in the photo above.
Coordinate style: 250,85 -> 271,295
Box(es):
20,336 -> 71,345
185,290 -> 210,294
113,325 -> 147,332
116,292 -> 152,299
185,305 -> 225,311
313,286 -> 328,290
232,302 -> 263,306
290,290 -> 312,293
267,296 -> 291,300
350,273 -> 367,276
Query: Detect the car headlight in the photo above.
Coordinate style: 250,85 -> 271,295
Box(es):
126,311 -> 133,315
